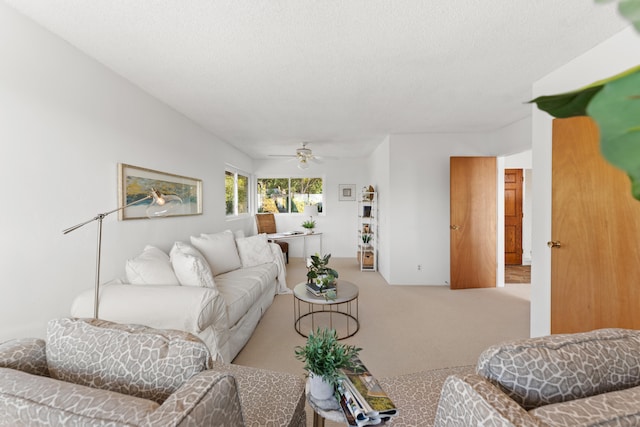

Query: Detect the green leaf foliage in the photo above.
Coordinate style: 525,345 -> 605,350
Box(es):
587,70 -> 640,198
294,328 -> 361,389
529,65 -> 640,199
619,0 -> 640,31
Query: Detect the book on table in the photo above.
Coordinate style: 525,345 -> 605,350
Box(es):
305,281 -> 336,297
337,356 -> 398,427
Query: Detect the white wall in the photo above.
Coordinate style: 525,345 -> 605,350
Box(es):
531,26 -> 640,337
369,137 -> 391,282
0,3 -> 254,341
384,117 -> 531,285
252,157 -> 370,258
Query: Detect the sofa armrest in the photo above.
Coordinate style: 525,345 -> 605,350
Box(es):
434,374 -> 544,427
0,338 -> 49,377
147,370 -> 244,427
70,284 -> 230,359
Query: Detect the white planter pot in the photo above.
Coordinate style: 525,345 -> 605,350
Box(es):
309,373 -> 334,400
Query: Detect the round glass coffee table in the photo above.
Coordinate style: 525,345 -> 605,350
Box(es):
293,280 -> 359,340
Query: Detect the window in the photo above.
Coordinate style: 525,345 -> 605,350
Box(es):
257,177 -> 323,214
225,168 -> 249,216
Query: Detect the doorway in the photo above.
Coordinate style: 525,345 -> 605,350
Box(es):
502,152 -> 532,285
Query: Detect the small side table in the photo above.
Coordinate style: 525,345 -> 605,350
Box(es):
305,380 -> 346,427
293,280 -> 360,340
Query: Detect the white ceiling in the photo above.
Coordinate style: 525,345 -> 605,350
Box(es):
4,0 -> 630,159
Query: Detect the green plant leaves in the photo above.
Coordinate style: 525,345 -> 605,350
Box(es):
619,0 -> 640,31
588,70 -> 640,198
529,65 -> 640,199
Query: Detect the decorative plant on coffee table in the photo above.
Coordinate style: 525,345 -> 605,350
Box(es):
294,327 -> 362,400
307,253 -> 339,300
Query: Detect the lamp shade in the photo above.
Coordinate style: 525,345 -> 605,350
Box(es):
305,204 -> 318,217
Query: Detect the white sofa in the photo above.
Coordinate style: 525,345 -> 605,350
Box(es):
71,231 -> 290,362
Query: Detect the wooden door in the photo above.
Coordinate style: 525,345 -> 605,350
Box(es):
504,169 -> 523,265
450,157 -> 497,289
551,117 -> 640,333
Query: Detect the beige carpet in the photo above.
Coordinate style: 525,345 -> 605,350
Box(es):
233,256 -> 530,373
232,257 -> 529,425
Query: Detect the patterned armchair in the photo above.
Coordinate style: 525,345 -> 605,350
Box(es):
0,318 -> 306,427
434,328 -> 640,427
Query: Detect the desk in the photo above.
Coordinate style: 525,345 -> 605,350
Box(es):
267,232 -> 322,259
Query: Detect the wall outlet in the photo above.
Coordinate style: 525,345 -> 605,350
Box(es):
417,264 -> 422,271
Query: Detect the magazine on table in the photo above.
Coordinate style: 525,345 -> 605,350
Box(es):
337,356 -> 398,426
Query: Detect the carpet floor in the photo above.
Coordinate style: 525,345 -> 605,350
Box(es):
232,257 -> 530,425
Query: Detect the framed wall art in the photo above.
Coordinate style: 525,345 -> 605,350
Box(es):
339,184 -> 356,201
118,163 -> 203,220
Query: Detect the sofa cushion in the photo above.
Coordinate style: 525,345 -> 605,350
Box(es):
126,245 -> 180,285
215,263 -> 278,327
170,241 -> 216,288
476,328 -> 640,410
46,318 -> 213,404
0,367 -> 158,426
191,230 -> 242,276
529,385 -> 640,427
236,233 -> 274,268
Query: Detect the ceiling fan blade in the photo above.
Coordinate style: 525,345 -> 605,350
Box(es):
268,154 -> 298,158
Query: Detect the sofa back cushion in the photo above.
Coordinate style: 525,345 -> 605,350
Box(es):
476,328 -> 640,410
190,230 -> 242,276
46,318 -> 213,404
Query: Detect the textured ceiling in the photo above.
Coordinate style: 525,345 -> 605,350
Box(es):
4,0 -> 630,159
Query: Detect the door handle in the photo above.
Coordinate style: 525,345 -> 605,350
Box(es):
547,241 -> 561,248
450,225 -> 460,230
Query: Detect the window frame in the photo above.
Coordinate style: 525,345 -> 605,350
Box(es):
225,165 -> 251,219
255,176 -> 325,215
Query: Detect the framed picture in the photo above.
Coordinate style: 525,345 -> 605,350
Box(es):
118,163 -> 203,220
339,184 -> 356,201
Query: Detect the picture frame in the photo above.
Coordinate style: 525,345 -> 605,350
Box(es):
118,163 -> 203,220
339,184 -> 356,201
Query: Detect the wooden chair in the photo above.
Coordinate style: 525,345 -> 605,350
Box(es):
256,213 -> 289,263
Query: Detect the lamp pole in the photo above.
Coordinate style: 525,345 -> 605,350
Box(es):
63,193 -> 155,318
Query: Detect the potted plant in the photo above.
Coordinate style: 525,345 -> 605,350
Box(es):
301,219 -> 316,234
361,233 -> 372,247
307,253 -> 339,287
294,328 -> 361,400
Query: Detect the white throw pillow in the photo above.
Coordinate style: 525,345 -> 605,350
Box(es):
125,245 -> 179,285
169,242 -> 216,288
236,234 -> 274,268
190,231 -> 242,276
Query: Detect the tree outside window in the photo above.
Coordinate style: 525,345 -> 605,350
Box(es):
257,177 -> 323,213
226,169 -> 249,216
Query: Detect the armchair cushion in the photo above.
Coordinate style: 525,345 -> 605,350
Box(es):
476,328 -> 640,410
46,318 -> 213,404
0,338 -> 48,377
434,374 -> 543,427
0,367 -> 159,426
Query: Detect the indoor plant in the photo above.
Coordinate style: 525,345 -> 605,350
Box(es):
307,253 -> 339,287
530,0 -> 640,199
294,327 -> 361,400
301,219 -> 316,233
361,233 -> 372,247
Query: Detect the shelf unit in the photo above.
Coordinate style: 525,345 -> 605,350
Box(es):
357,189 -> 377,271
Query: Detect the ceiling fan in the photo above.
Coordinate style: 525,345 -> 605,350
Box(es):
268,143 -> 322,169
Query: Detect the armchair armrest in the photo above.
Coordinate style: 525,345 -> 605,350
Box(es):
434,374 -> 544,427
147,370 -> 244,427
0,338 -> 48,377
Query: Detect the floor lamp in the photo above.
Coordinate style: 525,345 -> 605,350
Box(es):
63,189 -> 182,318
